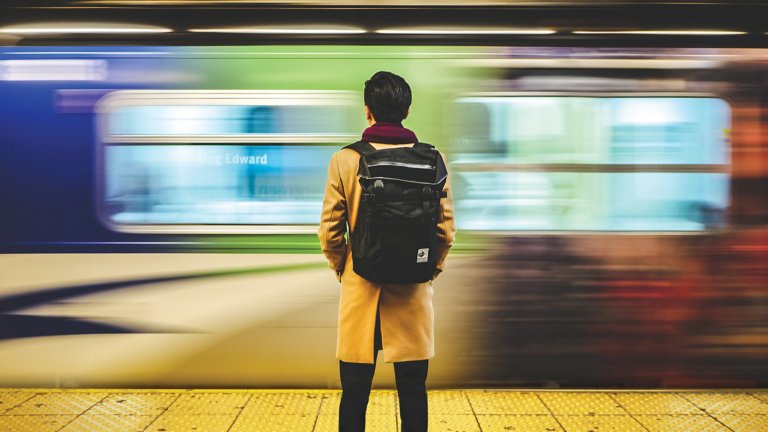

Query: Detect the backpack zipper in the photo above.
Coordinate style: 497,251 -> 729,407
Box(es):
367,162 -> 435,170
359,174 -> 447,185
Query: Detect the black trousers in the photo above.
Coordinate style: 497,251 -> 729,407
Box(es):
339,305 -> 429,432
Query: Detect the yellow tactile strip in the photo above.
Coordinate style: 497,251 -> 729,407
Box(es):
0,414 -> 75,432
633,414 -> 732,432
0,389 -> 766,431
60,414 -> 157,432
7,393 -> 106,415
0,392 -> 36,414
86,393 -> 179,416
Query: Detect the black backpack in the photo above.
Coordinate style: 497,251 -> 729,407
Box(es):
344,141 -> 448,284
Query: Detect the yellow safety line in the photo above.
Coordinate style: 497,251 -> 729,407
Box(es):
1,388 -> 765,393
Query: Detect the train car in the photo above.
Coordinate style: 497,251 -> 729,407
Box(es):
1,0 -> 767,389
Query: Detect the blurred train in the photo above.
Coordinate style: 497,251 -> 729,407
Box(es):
1,0 -> 767,389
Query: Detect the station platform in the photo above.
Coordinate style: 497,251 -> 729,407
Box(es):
1,388 -> 767,432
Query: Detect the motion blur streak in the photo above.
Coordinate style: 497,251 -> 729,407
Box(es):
0,60 -> 107,81
0,23 -> 173,34
1,45 -> 767,388
572,30 -> 746,35
375,27 -> 556,35
188,26 -> 367,34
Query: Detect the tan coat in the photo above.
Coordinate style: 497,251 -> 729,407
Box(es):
318,142 -> 457,364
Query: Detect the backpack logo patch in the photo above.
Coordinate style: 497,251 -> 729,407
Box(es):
416,248 -> 429,263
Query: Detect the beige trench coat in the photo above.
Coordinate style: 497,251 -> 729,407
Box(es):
318,142 -> 457,364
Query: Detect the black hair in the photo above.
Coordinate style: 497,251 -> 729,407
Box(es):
364,71 -> 412,123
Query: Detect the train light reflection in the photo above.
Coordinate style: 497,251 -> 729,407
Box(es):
189,26 -> 366,34
0,23 -> 172,34
0,60 -> 107,81
573,30 -> 746,36
376,27 -> 556,35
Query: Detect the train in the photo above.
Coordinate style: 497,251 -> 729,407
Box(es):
1,0 -> 767,389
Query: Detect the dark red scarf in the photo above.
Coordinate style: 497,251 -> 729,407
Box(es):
362,122 -> 418,144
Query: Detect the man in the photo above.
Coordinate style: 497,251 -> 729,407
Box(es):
318,71 -> 456,432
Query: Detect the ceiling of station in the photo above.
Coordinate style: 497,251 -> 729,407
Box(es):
15,0 -> 768,5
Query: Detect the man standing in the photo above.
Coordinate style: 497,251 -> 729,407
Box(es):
318,71 -> 456,432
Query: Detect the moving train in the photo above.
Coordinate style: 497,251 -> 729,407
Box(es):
1,0 -> 767,389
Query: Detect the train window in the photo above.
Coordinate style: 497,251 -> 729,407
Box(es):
96,91 -> 359,233
452,95 -> 730,231
108,105 -> 352,137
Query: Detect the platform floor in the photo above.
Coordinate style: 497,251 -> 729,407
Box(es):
1,388 -> 768,431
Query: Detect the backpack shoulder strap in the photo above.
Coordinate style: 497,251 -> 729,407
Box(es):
416,142 -> 448,191
343,140 -> 377,155
411,141 -> 436,157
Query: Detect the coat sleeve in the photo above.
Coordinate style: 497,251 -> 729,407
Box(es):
318,152 -> 348,281
433,152 -> 457,280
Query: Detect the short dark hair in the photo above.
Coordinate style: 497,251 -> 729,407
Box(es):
364,71 -> 412,123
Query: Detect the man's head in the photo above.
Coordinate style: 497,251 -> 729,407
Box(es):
364,71 -> 412,124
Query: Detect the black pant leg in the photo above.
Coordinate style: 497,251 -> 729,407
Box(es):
394,359 -> 429,432
339,304 -> 382,431
339,357 -> 377,432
